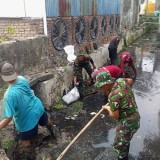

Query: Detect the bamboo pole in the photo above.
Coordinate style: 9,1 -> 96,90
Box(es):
56,108 -> 105,160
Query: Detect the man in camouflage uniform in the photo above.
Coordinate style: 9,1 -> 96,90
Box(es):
95,72 -> 140,160
73,51 -> 96,98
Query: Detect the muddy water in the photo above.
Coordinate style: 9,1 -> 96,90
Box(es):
53,32 -> 160,160
129,33 -> 160,159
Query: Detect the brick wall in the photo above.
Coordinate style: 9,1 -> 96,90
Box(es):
47,15 -> 119,58
0,16 -> 119,68
0,18 -> 44,40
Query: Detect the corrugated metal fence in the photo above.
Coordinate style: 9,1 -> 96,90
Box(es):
45,0 -> 121,17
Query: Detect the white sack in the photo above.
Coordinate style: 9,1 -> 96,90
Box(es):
64,45 -> 76,62
62,87 -> 80,104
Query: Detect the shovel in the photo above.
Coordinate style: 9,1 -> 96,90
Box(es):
56,107 -> 105,160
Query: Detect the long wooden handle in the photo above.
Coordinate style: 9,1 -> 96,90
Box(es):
56,108 -> 104,160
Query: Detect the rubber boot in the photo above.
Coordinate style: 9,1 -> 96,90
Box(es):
46,124 -> 56,140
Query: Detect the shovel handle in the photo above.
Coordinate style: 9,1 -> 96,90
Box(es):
56,107 -> 105,160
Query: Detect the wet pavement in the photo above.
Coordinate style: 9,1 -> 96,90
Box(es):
52,32 -> 160,160
129,32 -> 160,159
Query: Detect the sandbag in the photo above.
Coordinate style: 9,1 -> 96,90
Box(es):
62,87 -> 80,104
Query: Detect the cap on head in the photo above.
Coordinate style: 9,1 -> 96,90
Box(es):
0,62 -> 17,82
76,50 -> 84,56
94,72 -> 115,88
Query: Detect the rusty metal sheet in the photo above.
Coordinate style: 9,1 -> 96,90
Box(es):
70,0 -> 80,16
45,0 -> 120,17
80,0 -> 93,16
110,0 -> 121,14
110,0 -> 117,14
87,0 -> 93,15
96,0 -> 120,15
117,0 -> 121,14
45,0 -> 59,17
59,0 -> 71,16
92,0 -> 97,15
96,0 -> 103,15
96,0 -> 110,15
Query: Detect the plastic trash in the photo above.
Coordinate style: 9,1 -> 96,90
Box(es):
62,87 -> 80,104
64,45 -> 76,62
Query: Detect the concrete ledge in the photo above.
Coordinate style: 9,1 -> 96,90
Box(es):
91,44 -> 109,68
31,65 -> 74,110
25,72 -> 54,87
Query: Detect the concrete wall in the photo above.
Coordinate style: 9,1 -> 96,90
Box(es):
121,0 -> 140,30
155,0 -> 160,10
0,36 -> 48,74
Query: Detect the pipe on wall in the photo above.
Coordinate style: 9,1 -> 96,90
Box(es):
42,0 -> 48,36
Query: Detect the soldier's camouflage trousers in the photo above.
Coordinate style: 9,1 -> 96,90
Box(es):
74,62 -> 93,94
113,117 -> 140,159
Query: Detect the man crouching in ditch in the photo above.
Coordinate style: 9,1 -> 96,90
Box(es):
0,61 -> 56,159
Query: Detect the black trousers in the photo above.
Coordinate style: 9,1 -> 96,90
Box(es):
108,48 -> 117,65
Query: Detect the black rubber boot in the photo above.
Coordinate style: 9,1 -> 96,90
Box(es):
46,124 -> 56,140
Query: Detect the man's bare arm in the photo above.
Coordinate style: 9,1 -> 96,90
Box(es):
125,78 -> 133,87
102,105 -> 119,119
0,117 -> 12,130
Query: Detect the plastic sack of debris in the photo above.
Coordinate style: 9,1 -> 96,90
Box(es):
64,45 -> 76,62
62,87 -> 80,104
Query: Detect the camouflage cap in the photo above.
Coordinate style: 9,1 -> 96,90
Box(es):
94,72 -> 115,88
75,50 -> 84,56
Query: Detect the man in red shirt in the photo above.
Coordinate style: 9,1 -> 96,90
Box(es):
119,52 -> 137,79
92,65 -> 122,79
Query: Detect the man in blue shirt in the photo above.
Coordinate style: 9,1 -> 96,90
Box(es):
0,62 -> 56,159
